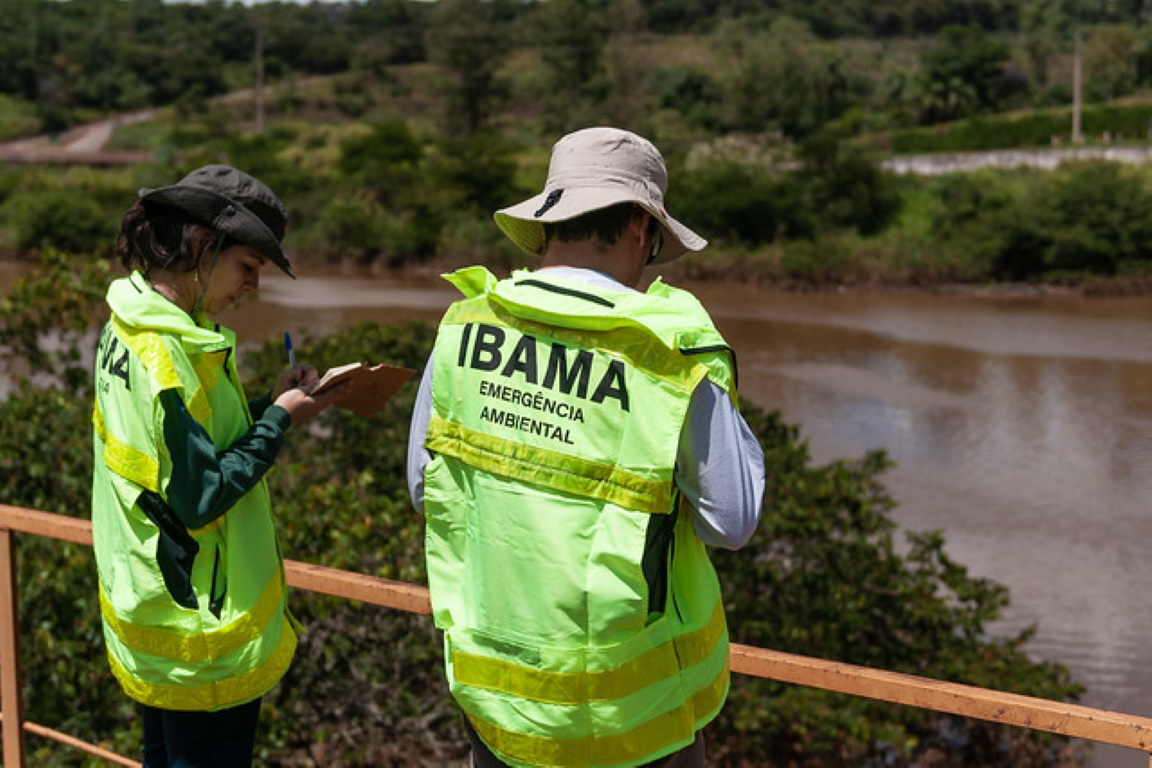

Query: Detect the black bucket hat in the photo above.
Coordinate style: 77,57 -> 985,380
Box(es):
138,164 -> 294,278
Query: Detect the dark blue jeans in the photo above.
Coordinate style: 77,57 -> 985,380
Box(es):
141,698 -> 262,768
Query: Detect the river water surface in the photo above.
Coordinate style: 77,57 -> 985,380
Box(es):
4,263 -> 1152,766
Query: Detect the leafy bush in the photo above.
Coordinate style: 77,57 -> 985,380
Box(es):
0,94 -> 39,142
0,251 -> 1087,767
678,134 -> 898,248
986,162 -> 1152,279
679,161 -> 813,245
654,66 -> 722,131
0,190 -> 115,255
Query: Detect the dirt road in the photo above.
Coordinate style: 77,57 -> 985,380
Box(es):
0,109 -> 157,166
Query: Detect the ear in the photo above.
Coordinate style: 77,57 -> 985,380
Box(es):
631,209 -> 652,244
190,226 -> 216,257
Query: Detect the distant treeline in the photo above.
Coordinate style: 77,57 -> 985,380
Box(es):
5,0 -> 1152,135
5,0 -> 1152,292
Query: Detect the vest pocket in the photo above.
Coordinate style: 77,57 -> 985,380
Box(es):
136,490 -> 200,610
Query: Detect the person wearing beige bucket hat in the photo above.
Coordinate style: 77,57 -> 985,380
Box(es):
493,126 -> 707,264
408,127 -> 765,767
91,164 -> 345,767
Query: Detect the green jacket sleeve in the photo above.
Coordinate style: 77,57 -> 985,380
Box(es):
159,388 -> 291,530
248,391 -> 273,420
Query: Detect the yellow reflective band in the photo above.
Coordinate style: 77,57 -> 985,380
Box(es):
468,659 -> 730,768
106,617 -> 297,712
427,416 -> 672,515
452,601 -> 726,705
112,317 -> 211,424
192,351 -> 222,396
99,574 -> 285,663
93,402 -> 159,492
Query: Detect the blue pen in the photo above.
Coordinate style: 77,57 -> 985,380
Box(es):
284,332 -> 295,368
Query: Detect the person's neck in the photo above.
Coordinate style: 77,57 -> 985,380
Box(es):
540,239 -> 643,288
146,270 -> 198,315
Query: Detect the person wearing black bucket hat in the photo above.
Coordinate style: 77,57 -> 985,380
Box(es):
138,164 -> 295,279
91,164 -> 345,768
408,127 -> 765,767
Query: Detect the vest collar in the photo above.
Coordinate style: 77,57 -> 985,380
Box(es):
107,272 -> 233,353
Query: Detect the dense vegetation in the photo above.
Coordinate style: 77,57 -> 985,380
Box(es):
1,246 -> 1087,766
3,0 -> 1152,290
0,2 -> 1140,765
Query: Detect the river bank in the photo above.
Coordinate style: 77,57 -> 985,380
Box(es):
5,245 -> 1152,304
268,248 -> 1152,300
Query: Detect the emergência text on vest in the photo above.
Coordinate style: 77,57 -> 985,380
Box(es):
458,323 -> 630,446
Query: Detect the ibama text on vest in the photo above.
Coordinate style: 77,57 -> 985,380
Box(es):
97,325 -> 132,393
457,323 -> 630,411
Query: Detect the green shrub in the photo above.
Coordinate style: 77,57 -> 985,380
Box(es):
679,162 -> 813,244
0,94 -> 39,142
987,162 -> 1152,279
0,251 -> 1087,767
0,190 -> 114,255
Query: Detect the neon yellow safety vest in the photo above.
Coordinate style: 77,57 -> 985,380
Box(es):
90,271 -> 295,712
424,267 -> 738,767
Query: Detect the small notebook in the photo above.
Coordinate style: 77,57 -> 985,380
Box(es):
311,362 -> 416,417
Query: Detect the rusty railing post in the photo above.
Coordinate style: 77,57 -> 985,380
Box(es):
0,526 -> 27,767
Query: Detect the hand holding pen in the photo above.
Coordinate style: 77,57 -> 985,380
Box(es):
271,332 -> 345,426
275,332 -> 318,394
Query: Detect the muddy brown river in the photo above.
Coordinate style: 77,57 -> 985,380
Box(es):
5,262 -> 1151,766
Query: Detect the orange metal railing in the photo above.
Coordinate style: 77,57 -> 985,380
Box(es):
3,503 -> 1152,767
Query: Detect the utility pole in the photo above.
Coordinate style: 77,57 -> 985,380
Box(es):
255,16 -> 265,134
1072,29 -> 1083,144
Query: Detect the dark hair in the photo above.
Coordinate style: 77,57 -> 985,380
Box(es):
115,199 -> 232,274
542,203 -> 658,248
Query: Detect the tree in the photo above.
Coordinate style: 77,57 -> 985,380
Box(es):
1020,0 -> 1072,88
425,0 -> 508,136
917,23 -> 1016,124
1084,24 -> 1138,100
531,0 -> 611,132
602,0 -> 657,131
713,16 -> 855,138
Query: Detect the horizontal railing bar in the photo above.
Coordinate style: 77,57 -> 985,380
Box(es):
0,506 -> 432,614
0,714 -> 142,768
729,644 -> 1152,752
285,560 -> 432,615
3,503 -> 1151,759
0,505 -> 92,546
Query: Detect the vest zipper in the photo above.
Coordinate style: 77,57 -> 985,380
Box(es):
209,545 -> 226,619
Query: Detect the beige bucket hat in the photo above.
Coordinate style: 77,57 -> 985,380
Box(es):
494,127 -> 707,263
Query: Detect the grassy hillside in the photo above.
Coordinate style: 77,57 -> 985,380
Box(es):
5,3 -> 1152,292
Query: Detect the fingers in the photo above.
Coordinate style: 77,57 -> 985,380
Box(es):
277,364 -> 320,395
276,378 -> 353,426
295,364 -> 320,388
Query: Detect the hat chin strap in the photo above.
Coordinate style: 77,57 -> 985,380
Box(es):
191,235 -> 225,316
646,231 -> 664,265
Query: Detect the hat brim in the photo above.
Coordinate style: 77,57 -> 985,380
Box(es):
139,185 -> 295,278
494,187 -> 707,264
